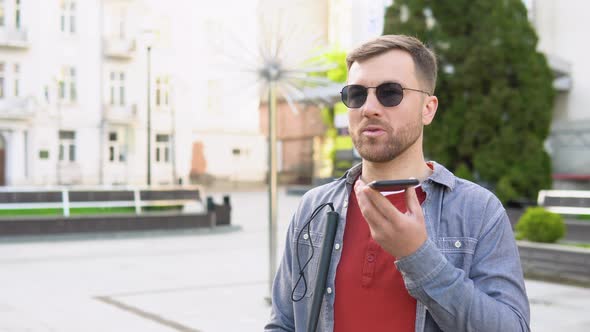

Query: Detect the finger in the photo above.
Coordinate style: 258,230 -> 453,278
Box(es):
357,182 -> 408,232
354,181 -> 389,231
361,183 -> 406,221
405,186 -> 424,219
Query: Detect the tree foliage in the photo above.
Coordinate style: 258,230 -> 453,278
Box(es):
383,0 -> 555,203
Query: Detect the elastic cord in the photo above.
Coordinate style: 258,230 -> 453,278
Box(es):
291,202 -> 335,302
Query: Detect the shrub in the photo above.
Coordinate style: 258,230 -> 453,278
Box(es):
515,207 -> 565,243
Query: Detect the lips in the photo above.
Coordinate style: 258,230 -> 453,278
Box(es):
361,125 -> 387,137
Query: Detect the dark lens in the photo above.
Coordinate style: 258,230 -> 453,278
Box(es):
341,85 -> 367,108
376,83 -> 403,107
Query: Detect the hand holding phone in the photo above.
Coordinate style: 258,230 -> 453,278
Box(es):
367,178 -> 419,192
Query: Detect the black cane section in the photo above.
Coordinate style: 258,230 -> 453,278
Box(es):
307,210 -> 339,332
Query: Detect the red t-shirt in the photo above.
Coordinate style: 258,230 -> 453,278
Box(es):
334,183 -> 427,332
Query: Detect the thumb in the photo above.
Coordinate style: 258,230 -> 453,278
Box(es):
405,186 -> 423,219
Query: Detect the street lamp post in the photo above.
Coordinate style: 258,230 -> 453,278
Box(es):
146,45 -> 152,186
221,5 -> 337,299
259,62 -> 281,297
267,80 -> 278,295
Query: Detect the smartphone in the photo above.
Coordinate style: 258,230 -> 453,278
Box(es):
367,179 -> 419,192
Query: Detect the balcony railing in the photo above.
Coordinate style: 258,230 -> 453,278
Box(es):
0,27 -> 29,48
104,103 -> 138,124
0,97 -> 37,120
103,37 -> 136,59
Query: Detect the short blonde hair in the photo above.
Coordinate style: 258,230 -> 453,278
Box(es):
346,35 -> 438,93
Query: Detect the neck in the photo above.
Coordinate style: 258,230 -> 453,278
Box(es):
360,141 -> 432,183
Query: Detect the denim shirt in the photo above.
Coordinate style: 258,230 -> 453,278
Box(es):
265,162 -> 530,332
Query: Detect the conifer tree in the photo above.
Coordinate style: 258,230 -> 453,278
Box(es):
383,0 -> 555,203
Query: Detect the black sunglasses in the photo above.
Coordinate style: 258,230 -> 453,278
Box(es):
340,82 -> 431,108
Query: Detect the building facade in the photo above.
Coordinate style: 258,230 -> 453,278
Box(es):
0,0 -> 398,187
0,0 -> 103,186
0,0 -> 271,187
527,0 -> 590,186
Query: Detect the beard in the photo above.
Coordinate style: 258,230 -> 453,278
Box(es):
350,117 -> 423,163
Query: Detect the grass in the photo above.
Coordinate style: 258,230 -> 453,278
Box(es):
142,205 -> 182,212
70,207 -> 136,215
0,208 -> 64,216
0,205 -> 182,217
565,242 -> 590,249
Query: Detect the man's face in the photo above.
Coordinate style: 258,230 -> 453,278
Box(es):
347,49 -> 431,163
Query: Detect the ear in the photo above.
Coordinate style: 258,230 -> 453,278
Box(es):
422,95 -> 438,126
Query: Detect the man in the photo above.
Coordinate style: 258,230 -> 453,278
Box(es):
265,35 -> 529,331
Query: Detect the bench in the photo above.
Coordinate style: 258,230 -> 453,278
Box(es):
0,186 -> 203,217
537,190 -> 590,243
537,190 -> 590,216
0,186 -> 234,236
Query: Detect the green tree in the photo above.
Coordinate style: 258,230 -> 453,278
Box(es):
383,0 -> 555,203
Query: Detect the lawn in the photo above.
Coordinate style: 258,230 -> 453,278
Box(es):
0,205 -> 182,217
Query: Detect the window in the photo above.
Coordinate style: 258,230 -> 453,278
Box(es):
59,79 -> 65,100
108,132 -> 117,161
69,2 -> 76,33
15,0 -> 21,29
109,72 -> 115,105
13,64 -> 19,97
155,76 -> 171,107
0,0 -> 5,27
164,78 -> 169,106
58,66 -> 77,102
119,72 -> 125,105
118,8 -> 126,39
39,150 -> 49,160
60,0 -> 76,34
0,62 -> 4,99
109,71 -> 126,105
58,131 -> 76,162
60,1 -> 65,32
155,134 -> 170,163
108,131 -> 127,163
69,68 -> 76,101
155,78 -> 160,106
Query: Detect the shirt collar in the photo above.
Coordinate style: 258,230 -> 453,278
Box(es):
426,161 -> 456,190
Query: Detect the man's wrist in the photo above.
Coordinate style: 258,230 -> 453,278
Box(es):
395,236 -> 428,259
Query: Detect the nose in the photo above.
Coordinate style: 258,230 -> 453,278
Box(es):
360,89 -> 383,118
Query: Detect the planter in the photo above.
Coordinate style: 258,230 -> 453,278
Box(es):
0,198 -> 231,237
518,241 -> 590,287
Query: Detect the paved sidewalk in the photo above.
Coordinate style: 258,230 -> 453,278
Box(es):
0,189 -> 589,331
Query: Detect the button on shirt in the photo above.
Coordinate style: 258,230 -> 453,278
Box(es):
334,183 -> 427,332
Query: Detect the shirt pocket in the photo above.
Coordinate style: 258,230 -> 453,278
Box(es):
437,237 -> 478,271
291,227 -> 324,299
